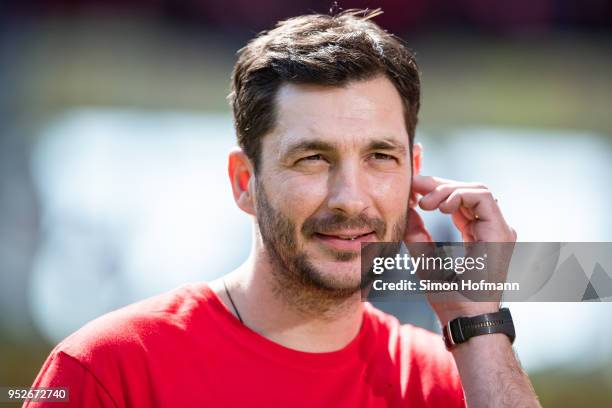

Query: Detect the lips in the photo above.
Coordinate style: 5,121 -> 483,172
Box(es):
316,231 -> 373,240
313,231 -> 376,252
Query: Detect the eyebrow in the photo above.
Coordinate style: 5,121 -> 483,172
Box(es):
280,137 -> 408,159
366,139 -> 408,155
281,139 -> 336,158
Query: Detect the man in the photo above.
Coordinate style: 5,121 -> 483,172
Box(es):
27,9 -> 540,407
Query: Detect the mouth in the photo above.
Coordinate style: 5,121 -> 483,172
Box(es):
313,230 -> 377,252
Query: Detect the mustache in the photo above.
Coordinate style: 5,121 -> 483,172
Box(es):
301,212 -> 386,239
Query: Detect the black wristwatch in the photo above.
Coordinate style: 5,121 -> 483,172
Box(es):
442,308 -> 515,350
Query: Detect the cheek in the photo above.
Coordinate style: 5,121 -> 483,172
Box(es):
367,173 -> 411,216
270,174 -> 329,220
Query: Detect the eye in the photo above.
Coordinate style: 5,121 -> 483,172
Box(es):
372,152 -> 396,161
303,154 -> 324,161
293,154 -> 329,168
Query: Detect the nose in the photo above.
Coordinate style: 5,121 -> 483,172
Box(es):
326,160 -> 370,217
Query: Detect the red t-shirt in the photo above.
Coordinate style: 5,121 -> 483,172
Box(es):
26,283 -> 465,407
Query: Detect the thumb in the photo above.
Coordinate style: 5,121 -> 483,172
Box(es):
404,208 -> 438,283
404,208 -> 433,243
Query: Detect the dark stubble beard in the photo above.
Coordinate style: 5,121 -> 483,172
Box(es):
254,178 -> 407,315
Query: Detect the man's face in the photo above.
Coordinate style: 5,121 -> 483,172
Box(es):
254,75 -> 413,294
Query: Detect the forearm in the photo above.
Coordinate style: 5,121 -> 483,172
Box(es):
451,333 -> 540,408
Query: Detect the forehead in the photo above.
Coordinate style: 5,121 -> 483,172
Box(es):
268,75 -> 409,154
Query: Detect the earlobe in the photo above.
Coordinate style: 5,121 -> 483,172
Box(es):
228,148 -> 256,216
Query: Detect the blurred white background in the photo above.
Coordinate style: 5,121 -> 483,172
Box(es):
20,109 -> 612,373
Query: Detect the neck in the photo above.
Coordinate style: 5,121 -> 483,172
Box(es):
213,249 -> 365,353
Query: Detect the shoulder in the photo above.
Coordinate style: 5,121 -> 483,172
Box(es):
31,283 -> 220,405
55,282 -> 213,365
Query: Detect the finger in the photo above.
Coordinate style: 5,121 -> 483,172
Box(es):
412,174 -> 487,195
411,175 -> 455,196
403,209 -> 436,277
459,205 -> 476,222
419,183 -> 488,212
409,189 -> 418,208
451,210 -> 477,242
451,209 -> 471,232
438,188 -> 491,214
440,188 -> 499,221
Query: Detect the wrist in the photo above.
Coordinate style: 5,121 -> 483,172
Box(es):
442,307 -> 515,350
449,330 -> 513,354
436,303 -> 501,327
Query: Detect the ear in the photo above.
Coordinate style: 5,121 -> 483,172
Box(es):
409,143 -> 423,208
228,147 -> 256,216
412,142 -> 422,176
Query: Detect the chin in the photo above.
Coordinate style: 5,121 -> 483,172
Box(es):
311,258 -> 363,291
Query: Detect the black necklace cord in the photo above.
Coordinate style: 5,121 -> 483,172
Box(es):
223,278 -> 244,325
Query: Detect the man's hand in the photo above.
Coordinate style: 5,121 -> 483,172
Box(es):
404,175 -> 540,408
404,175 -> 516,325
411,175 -> 516,243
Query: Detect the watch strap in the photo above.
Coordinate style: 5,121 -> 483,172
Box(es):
443,308 -> 515,349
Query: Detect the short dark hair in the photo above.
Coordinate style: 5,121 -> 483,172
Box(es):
228,9 -> 420,173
